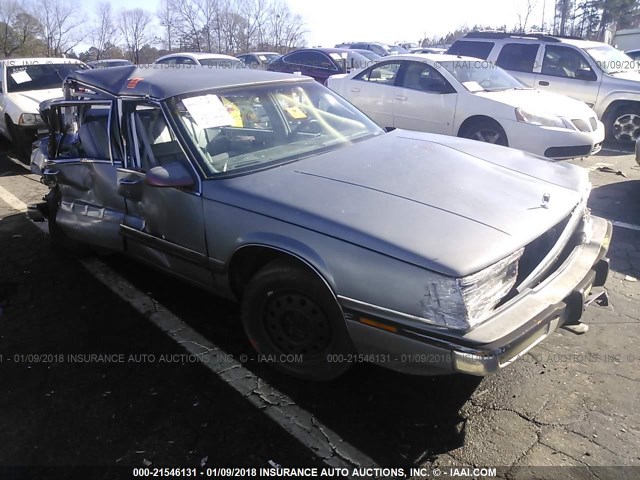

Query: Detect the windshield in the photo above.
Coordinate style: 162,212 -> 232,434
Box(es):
7,63 -> 88,93
584,45 -> 636,74
169,81 -> 383,178
437,60 -> 526,92
199,58 -> 243,68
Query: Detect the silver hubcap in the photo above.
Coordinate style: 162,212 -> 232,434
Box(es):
613,113 -> 640,142
472,128 -> 502,144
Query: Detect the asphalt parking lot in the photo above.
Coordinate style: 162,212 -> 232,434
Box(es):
0,138 -> 639,480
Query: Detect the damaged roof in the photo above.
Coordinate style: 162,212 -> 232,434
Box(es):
65,65 -> 309,99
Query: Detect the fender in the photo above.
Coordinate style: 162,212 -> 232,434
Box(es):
595,90 -> 640,118
230,232 -> 336,291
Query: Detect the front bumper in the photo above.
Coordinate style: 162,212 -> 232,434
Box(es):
502,119 -> 605,160
341,216 -> 612,376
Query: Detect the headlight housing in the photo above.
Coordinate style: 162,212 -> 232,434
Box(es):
515,108 -> 569,129
419,248 -> 524,330
18,113 -> 37,125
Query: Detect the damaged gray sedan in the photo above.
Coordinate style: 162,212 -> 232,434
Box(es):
31,66 -> 611,380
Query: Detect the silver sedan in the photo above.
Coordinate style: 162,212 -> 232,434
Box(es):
31,66 -> 611,380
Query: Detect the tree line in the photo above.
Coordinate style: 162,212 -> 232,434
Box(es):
0,0 -> 307,63
553,0 -> 639,39
421,0 -> 639,47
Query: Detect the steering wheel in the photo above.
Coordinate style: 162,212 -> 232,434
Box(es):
289,118 -> 322,137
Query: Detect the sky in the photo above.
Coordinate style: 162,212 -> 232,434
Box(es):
85,0 -> 554,50
286,0 -> 553,47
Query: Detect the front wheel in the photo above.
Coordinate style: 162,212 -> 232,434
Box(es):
460,119 -> 508,146
241,259 -> 354,381
606,105 -> 640,143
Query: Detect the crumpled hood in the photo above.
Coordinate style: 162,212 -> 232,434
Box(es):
208,130 -> 589,277
6,88 -> 62,114
475,88 -> 597,118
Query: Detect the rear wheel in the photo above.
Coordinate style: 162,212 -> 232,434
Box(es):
46,186 -> 66,247
241,258 -> 354,381
460,119 -> 508,146
606,105 -> 640,143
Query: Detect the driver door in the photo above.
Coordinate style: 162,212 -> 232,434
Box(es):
534,45 -> 600,106
116,100 -> 212,287
393,60 -> 458,135
44,100 -> 126,251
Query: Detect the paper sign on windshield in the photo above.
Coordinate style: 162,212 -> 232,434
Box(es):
285,106 -> 307,119
10,70 -> 32,84
182,95 -> 233,128
462,81 -> 484,93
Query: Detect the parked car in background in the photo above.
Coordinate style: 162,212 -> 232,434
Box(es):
30,65 -> 610,381
351,49 -> 382,63
327,53 -> 604,159
267,48 -> 370,82
398,42 -> 418,50
410,47 -> 447,54
236,52 -> 280,69
88,59 -> 134,69
154,52 -> 243,69
625,49 -> 640,61
448,32 -> 640,142
0,57 -> 88,158
347,42 -> 394,56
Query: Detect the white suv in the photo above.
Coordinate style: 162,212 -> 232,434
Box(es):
448,32 -> 640,142
0,58 -> 87,157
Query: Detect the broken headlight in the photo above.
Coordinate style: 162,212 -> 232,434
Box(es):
459,248 -> 524,327
419,248 -> 524,331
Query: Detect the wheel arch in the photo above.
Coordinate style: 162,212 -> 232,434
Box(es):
602,99 -> 640,122
228,241 -> 337,302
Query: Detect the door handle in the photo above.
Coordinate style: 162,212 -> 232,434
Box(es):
350,88 -> 360,93
395,95 -> 407,101
119,178 -> 141,186
538,81 -> 549,86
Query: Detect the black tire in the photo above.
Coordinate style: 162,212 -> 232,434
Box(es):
460,119 -> 508,146
46,186 -> 67,247
605,105 -> 640,143
241,258 -> 354,381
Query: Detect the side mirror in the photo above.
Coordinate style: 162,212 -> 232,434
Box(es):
145,161 -> 195,188
575,67 -> 596,81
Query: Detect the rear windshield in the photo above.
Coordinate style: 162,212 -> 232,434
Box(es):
7,63 -> 88,92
